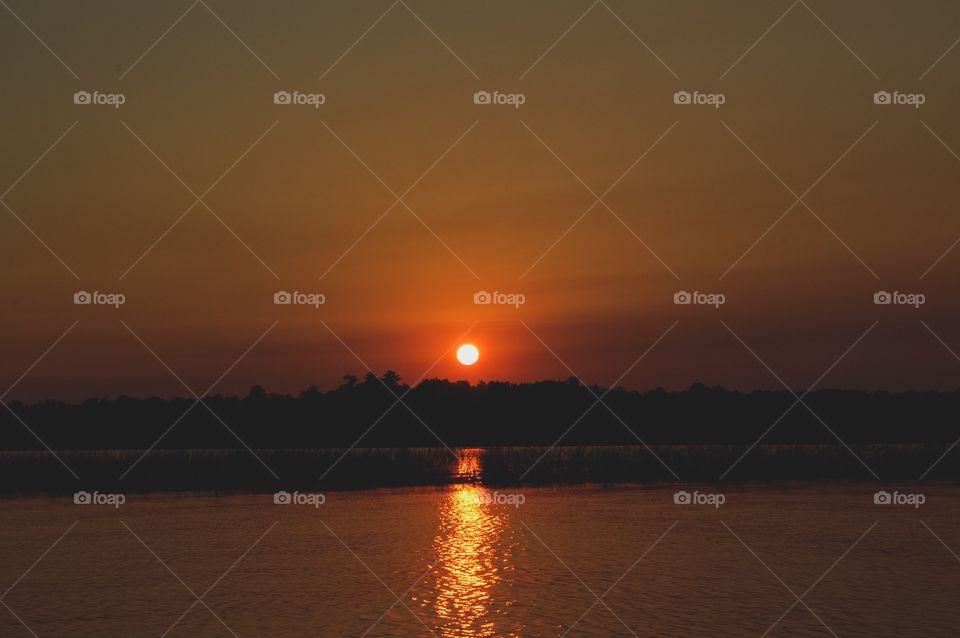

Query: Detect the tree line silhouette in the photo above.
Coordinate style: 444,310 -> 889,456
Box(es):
1,372 -> 957,451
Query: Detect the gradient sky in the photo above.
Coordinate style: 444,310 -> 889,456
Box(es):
3,0 -> 960,400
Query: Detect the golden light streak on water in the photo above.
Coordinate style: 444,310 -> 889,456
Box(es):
423,450 -> 517,637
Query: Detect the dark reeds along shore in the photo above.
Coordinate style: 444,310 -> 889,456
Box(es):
2,444 -> 957,496
3,379 -> 959,452
4,379 -> 959,495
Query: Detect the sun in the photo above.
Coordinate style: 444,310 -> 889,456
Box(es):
456,344 -> 479,366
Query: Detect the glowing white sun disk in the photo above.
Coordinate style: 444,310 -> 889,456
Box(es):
456,344 -> 479,366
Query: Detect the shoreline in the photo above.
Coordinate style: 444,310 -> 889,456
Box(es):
1,443 -> 956,495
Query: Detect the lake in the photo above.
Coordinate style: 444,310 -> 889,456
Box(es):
0,481 -> 957,636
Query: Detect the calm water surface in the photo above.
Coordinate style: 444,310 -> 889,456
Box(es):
1,478 -> 958,636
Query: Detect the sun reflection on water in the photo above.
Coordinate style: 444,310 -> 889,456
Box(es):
422,450 -> 516,637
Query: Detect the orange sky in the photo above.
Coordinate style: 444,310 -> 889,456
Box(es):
3,0 -> 960,400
